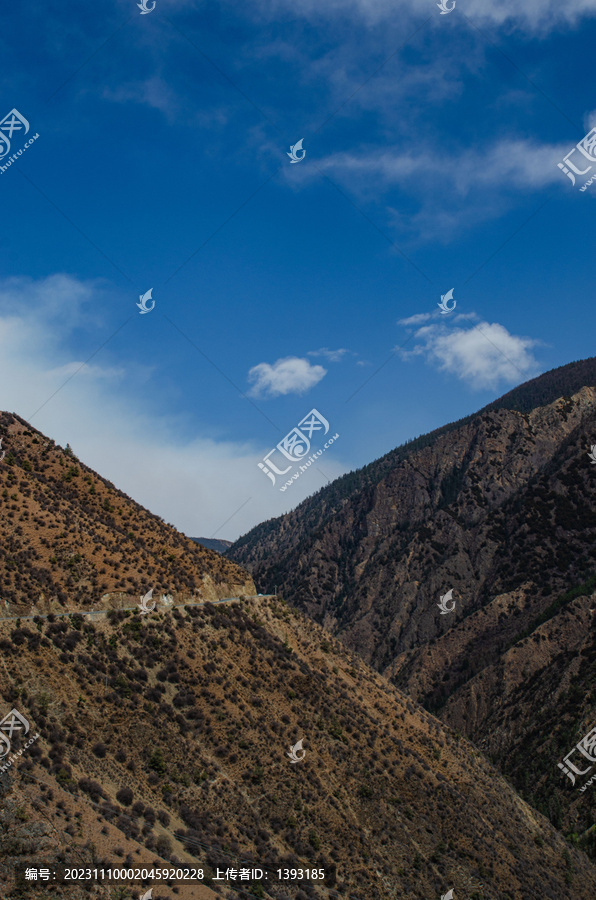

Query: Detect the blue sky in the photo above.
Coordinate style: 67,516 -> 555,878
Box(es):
1,0 -> 596,540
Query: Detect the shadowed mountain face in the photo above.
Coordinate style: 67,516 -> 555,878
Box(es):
0,411 -> 254,618
228,358 -> 596,851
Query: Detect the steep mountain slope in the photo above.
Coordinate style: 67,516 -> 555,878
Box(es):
407,576 -> 596,856
0,411 -> 254,618
2,597 -> 596,900
228,360 -> 596,849
229,384 -> 596,669
390,408 -> 596,702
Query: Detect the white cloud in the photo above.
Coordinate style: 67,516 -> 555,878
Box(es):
313,136 -> 574,240
247,356 -> 327,397
308,347 -> 350,362
0,277 -> 345,541
453,312 -> 480,322
397,312 -> 432,326
399,320 -> 540,389
0,273 -> 104,327
319,138 -> 567,197
583,109 -> 596,132
102,76 -> 180,120
398,311 -> 480,327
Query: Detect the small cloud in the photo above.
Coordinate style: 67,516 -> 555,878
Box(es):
247,356 -> 327,397
397,312 -> 432,327
453,312 -> 479,322
398,320 -> 540,389
398,310 -> 477,327
102,76 -> 180,120
583,109 -> 596,132
307,347 -> 349,362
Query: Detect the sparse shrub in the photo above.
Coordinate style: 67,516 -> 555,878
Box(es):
251,766 -> 264,784
78,779 -> 106,802
155,835 -> 172,857
308,831 -> 321,850
116,787 -> 133,806
148,749 -> 166,774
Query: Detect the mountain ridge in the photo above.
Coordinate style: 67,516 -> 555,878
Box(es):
228,359 -> 596,854
228,356 -> 596,565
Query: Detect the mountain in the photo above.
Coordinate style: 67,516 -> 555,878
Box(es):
228,358 -> 596,850
0,411 -> 254,618
2,406 -> 596,899
190,537 -> 234,554
2,597 -> 596,899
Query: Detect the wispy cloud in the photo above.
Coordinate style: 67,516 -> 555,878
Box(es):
102,76 -> 180,119
247,356 -> 327,397
319,138 -> 566,196
314,137 -> 570,240
237,0 -> 596,31
308,347 -> 350,362
0,273 -> 106,329
397,312 -> 432,327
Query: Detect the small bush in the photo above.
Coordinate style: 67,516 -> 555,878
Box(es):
116,787 -> 134,806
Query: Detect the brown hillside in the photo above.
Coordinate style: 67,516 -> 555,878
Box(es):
0,411 -> 254,618
2,597 -> 596,900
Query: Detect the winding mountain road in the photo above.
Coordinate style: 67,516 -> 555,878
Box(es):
0,595 -> 274,623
